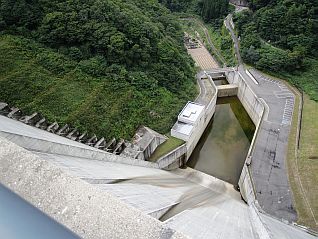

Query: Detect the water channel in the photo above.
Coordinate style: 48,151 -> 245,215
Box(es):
187,96 -> 255,185
211,77 -> 229,86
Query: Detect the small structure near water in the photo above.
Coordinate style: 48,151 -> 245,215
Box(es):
122,126 -> 167,160
171,102 -> 205,142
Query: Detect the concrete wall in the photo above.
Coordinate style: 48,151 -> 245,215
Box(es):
185,75 -> 217,160
156,74 -> 217,167
226,71 -> 265,204
226,71 -> 264,125
0,131 -> 160,169
171,126 -> 192,142
143,137 -> 166,160
156,144 -> 187,169
217,84 -> 238,97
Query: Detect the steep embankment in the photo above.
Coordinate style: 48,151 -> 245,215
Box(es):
0,0 -> 197,140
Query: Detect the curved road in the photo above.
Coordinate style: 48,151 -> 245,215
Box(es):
224,14 -> 242,65
224,12 -> 302,223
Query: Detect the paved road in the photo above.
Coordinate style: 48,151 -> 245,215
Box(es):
224,12 -> 297,221
239,67 -> 297,222
224,14 -> 242,65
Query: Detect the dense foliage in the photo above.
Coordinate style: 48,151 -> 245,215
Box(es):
159,0 -> 196,12
159,0 -> 230,22
234,0 -> 317,72
0,0 -> 197,139
199,0 -> 229,22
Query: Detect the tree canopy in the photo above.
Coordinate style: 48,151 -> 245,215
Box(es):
159,0 -> 230,22
0,0 -> 197,139
234,0 -> 317,72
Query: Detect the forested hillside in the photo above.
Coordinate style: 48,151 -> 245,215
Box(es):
0,0 -> 197,139
233,0 -> 317,99
159,0 -> 230,21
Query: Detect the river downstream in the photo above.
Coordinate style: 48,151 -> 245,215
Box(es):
187,96 -> 255,185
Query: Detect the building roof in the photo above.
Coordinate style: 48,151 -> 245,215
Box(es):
172,122 -> 194,137
178,102 -> 205,125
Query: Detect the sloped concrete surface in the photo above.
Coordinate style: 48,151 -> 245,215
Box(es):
0,116 -> 316,239
0,137 -> 186,239
0,115 -> 158,168
260,214 -> 317,239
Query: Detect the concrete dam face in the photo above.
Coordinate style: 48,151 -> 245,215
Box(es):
0,68 -> 315,239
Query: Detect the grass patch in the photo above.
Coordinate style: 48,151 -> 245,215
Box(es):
278,80 -> 318,230
261,58 -> 318,102
296,95 -> 318,229
283,58 -> 318,101
148,133 -> 184,162
206,24 -> 237,66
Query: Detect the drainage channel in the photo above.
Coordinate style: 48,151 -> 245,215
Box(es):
186,96 -> 255,186
212,76 -> 229,86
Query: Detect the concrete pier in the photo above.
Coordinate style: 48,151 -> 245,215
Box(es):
171,73 -> 218,160
217,84 -> 238,97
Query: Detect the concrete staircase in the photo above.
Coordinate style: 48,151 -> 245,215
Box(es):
0,114 -> 159,168
0,102 -> 126,153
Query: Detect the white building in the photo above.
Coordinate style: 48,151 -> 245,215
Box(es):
171,102 -> 205,141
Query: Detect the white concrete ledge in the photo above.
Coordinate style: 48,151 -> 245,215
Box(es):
244,69 -> 259,85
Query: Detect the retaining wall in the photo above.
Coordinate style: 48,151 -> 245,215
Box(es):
217,84 -> 238,97
0,131 -> 159,169
226,71 -> 264,125
163,75 -> 218,168
226,70 -> 265,204
156,144 -> 187,169
186,75 -> 218,160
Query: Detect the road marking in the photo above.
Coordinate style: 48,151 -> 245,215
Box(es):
245,69 -> 259,85
282,98 -> 294,125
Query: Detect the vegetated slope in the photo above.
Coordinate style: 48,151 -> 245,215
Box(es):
180,19 -> 236,66
161,0 -> 236,66
159,0 -> 230,22
0,0 -> 197,140
233,0 -> 318,100
159,0 -> 230,21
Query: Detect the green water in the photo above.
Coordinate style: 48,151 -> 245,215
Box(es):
213,77 -> 229,86
187,97 -> 255,185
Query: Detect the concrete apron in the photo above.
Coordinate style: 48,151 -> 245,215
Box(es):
0,136 -> 187,239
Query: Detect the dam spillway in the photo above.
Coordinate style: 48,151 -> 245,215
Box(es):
187,96 -> 255,185
0,69 -> 315,238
